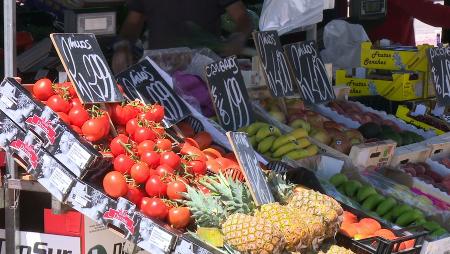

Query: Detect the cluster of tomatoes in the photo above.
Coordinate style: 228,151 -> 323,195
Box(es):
32,78 -> 245,229
32,78 -> 112,142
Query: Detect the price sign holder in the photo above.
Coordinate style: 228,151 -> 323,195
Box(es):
205,56 -> 254,131
226,132 -> 274,205
116,57 -> 191,127
428,47 -> 450,106
284,41 -> 335,105
50,33 -> 124,104
253,31 -> 295,97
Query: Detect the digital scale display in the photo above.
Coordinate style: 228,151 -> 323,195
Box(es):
363,1 -> 384,13
351,0 -> 387,20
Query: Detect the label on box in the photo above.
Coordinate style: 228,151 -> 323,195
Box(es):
67,142 -> 92,169
149,227 -> 173,252
49,167 -> 73,194
1,95 -> 15,108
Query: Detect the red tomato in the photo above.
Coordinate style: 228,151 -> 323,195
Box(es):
82,118 -> 107,142
111,104 -> 139,125
140,151 -> 161,168
155,138 -> 172,151
60,82 -> 77,98
149,105 -> 165,123
71,125 -> 82,134
70,98 -> 82,108
33,78 -> 54,101
197,184 -> 211,194
98,114 -> 111,137
103,171 -> 128,198
68,106 -> 90,128
155,164 -> 175,177
126,185 -> 145,207
224,153 -> 238,163
168,207 -> 191,229
57,112 -> 70,124
145,175 -> 167,197
110,134 -> 129,156
113,154 -> 135,174
134,127 -> 157,143
152,125 -> 166,137
160,151 -> 181,169
193,132 -> 212,150
130,162 -> 151,184
140,197 -> 168,220
126,118 -> 138,135
167,180 -> 187,200
184,138 -> 200,149
180,144 -> 207,162
186,160 -> 207,175
47,95 -> 71,113
137,140 -> 155,155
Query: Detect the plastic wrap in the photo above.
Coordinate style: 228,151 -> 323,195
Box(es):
259,0 -> 324,35
320,20 -> 369,70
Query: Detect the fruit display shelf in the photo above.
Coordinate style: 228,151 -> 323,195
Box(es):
253,99 -> 398,169
395,105 -> 450,136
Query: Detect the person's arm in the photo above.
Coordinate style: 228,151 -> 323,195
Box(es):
396,0 -> 450,28
117,11 -> 145,44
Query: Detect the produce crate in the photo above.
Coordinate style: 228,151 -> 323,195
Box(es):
395,105 -> 450,136
335,70 -> 429,101
360,42 -> 432,72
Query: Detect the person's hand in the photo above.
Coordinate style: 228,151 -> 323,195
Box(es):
112,46 -> 133,74
221,32 -> 247,56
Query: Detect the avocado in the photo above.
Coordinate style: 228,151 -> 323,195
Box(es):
380,125 -> 395,133
405,131 -> 425,143
379,131 -> 403,146
358,122 -> 382,139
399,131 -> 413,146
344,180 -> 363,197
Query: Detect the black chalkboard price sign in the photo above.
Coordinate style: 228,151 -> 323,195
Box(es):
116,57 -> 191,127
226,132 -> 275,205
205,56 -> 254,131
50,33 -> 124,104
428,47 -> 450,105
284,41 -> 335,104
253,31 -> 295,97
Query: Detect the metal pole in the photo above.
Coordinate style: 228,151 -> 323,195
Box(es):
5,152 -> 20,254
4,0 -> 17,77
306,24 -> 317,41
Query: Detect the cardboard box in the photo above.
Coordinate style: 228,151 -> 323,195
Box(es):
349,140 -> 397,168
44,209 -> 82,237
0,77 -> 110,178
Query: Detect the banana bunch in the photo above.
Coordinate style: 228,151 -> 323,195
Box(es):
240,122 -> 319,160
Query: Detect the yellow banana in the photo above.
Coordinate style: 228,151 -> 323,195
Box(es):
246,122 -> 269,136
255,125 -> 281,142
290,128 -> 308,139
272,141 -> 300,158
257,136 -> 276,154
271,134 -> 297,152
284,149 -> 310,160
296,137 -> 311,149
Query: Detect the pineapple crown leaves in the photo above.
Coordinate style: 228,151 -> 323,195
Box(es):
267,171 -> 295,204
181,185 -> 226,228
199,173 -> 255,214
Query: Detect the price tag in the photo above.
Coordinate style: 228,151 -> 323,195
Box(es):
284,41 -> 335,104
226,132 -> 274,205
428,47 -> 450,106
205,56 -> 254,131
49,167 -> 73,194
253,31 -> 295,97
50,33 -> 125,104
67,142 -> 92,169
116,57 -> 191,127
148,227 -> 173,252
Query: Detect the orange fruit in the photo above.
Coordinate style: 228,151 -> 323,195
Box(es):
209,145 -> 225,156
343,211 -> 358,225
355,223 -> 376,236
340,223 -> 359,238
374,229 -> 396,240
359,218 -> 382,234
194,131 -> 213,150
203,148 -> 223,160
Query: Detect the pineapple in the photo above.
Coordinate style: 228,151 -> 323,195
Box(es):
317,244 -> 355,254
254,203 -> 326,252
288,187 -> 343,238
267,172 -> 294,204
221,213 -> 285,254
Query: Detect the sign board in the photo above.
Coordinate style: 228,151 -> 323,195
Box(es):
205,56 -> 254,131
226,132 -> 274,205
50,33 -> 124,104
0,229 -> 80,254
253,31 -> 295,97
428,47 -> 450,105
284,41 -> 335,104
116,57 -> 191,126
